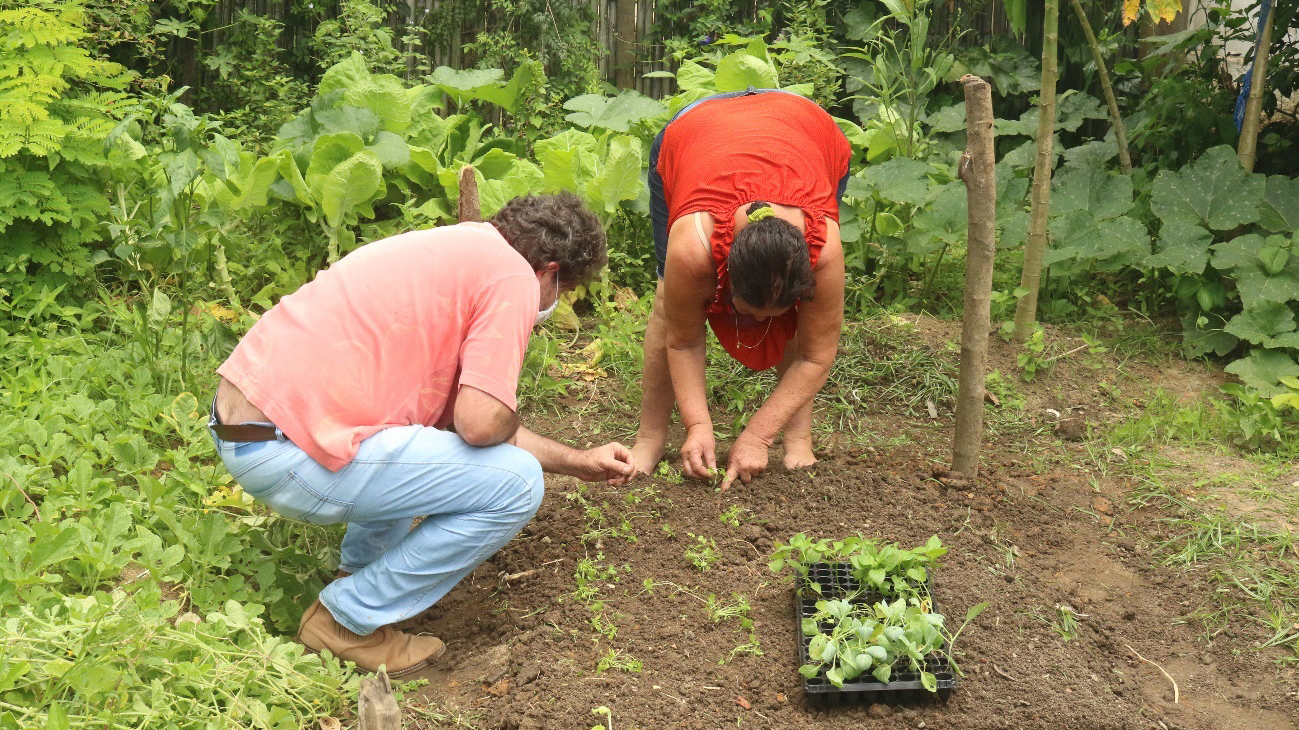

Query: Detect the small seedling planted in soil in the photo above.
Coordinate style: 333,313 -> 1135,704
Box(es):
685,533 -> 719,571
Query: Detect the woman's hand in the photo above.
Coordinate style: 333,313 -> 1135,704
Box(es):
720,432 -> 770,490
680,423 -> 717,479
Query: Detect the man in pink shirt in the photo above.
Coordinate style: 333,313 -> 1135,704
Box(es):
209,193 -> 635,677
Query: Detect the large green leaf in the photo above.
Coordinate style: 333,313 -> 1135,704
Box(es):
478,160 -> 543,218
366,131 -> 409,169
273,148 -> 313,207
473,62 -> 539,115
305,132 -> 366,197
320,150 -> 383,228
714,43 -> 778,91
428,66 -> 505,93
472,147 -> 520,181
674,60 -> 716,91
1060,140 -> 1118,172
859,157 -> 932,206
535,129 -> 599,192
923,102 -> 966,134
215,155 -> 278,210
905,183 -> 966,254
1210,233 -> 1267,270
564,91 -> 668,132
406,104 -> 457,152
1225,349 -> 1299,397
1181,313 -> 1239,358
1212,233 -> 1299,308
1000,92 -> 1107,137
1051,166 -> 1134,221
1151,145 -> 1263,230
318,52 -> 370,97
344,78 -> 411,135
1145,219 -> 1213,275
1259,175 -> 1299,233
1224,302 -> 1299,347
315,106 -> 381,141
1235,263 -> 1299,309
1045,212 -> 1148,271
588,135 -> 643,215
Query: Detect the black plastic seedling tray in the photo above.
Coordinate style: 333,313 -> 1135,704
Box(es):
795,562 -> 956,703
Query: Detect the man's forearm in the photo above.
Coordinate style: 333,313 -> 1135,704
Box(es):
743,358 -> 831,444
666,343 -> 711,429
513,426 -> 582,476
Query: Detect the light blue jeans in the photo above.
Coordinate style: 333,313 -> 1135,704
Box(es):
209,421 -> 544,635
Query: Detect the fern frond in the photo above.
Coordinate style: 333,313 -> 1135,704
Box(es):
0,7 -> 85,49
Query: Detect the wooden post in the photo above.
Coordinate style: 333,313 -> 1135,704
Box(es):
951,75 -> 997,479
458,164 -> 481,222
614,0 -> 637,89
358,668 -> 402,730
1237,2 -> 1276,173
1011,0 -> 1058,343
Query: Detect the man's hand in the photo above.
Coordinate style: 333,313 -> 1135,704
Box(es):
680,423 -> 717,479
575,442 -> 638,486
720,433 -> 770,490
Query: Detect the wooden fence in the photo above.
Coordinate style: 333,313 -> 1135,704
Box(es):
190,0 -> 1021,99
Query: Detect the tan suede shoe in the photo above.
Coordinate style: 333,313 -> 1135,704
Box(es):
297,599 -> 445,678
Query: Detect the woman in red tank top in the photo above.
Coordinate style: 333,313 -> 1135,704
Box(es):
630,90 -> 852,488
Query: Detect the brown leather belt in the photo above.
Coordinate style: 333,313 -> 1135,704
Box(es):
212,422 -> 280,442
210,401 -> 281,442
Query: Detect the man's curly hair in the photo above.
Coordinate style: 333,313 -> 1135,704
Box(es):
491,192 -> 607,288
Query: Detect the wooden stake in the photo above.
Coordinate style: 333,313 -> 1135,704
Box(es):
1012,0 -> 1060,343
358,668 -> 402,729
951,75 -> 997,479
458,164 -> 481,222
1237,2 -> 1276,173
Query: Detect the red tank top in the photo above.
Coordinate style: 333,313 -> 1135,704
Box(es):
657,92 -> 851,370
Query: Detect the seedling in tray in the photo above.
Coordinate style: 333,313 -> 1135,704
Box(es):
770,535 -> 987,700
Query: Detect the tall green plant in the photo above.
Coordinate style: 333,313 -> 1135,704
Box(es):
840,0 -> 956,162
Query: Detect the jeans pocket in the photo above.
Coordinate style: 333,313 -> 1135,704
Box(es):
254,471 -> 353,526
221,439 -> 296,480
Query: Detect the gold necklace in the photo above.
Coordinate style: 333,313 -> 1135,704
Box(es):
734,314 -> 774,349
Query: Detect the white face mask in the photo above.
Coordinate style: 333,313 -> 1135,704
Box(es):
534,275 -> 559,327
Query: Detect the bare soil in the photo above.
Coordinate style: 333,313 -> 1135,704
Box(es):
397,318 -> 1298,730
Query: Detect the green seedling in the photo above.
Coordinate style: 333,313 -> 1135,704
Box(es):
719,505 -> 746,527
590,611 -> 618,640
685,533 -> 720,571
655,461 -> 684,484
770,534 -> 947,600
1053,603 -> 1083,641
799,596 -> 947,690
596,648 -> 643,673
590,705 -> 613,730
706,593 -> 752,623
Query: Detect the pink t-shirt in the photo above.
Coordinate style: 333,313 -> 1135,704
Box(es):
217,222 -> 539,471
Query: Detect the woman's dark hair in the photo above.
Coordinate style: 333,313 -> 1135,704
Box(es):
491,192 -> 608,288
728,202 -> 815,309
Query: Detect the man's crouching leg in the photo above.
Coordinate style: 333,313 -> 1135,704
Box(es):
302,427 -> 545,675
